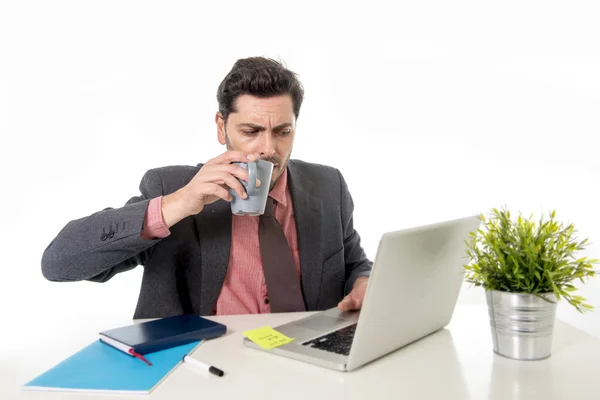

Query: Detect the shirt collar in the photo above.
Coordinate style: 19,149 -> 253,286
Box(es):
268,167 -> 288,207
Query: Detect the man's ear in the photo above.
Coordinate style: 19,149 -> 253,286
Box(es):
216,112 -> 226,145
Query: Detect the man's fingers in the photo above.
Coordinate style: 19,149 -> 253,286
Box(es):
338,295 -> 356,311
220,164 -> 262,188
206,150 -> 249,164
223,164 -> 251,182
338,289 -> 366,311
216,166 -> 262,191
207,150 -> 257,165
204,183 -> 233,202
208,171 -> 248,200
352,295 -> 363,309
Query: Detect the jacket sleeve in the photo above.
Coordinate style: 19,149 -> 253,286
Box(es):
41,168 -> 166,283
338,169 -> 373,294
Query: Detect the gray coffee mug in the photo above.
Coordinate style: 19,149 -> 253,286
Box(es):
230,159 -> 274,216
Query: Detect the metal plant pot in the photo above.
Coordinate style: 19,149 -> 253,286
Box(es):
486,290 -> 557,360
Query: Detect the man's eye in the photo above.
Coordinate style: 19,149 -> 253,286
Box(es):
279,129 -> 292,136
243,130 -> 258,135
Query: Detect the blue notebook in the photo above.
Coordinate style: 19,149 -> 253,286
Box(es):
100,314 -> 227,355
22,340 -> 201,394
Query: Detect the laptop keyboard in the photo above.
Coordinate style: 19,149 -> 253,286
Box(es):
302,324 -> 357,356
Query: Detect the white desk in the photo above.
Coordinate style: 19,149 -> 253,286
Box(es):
7,305 -> 600,399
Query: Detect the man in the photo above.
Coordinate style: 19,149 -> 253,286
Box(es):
41,57 -> 372,319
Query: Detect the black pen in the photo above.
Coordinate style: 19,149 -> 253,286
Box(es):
182,355 -> 224,377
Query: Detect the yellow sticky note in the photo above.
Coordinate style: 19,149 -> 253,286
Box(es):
243,326 -> 295,350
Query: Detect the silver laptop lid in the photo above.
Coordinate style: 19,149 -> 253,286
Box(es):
346,215 -> 481,371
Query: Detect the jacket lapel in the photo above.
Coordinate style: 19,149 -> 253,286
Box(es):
287,161 -> 324,310
194,200 -> 232,315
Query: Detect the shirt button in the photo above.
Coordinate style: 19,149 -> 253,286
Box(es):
264,298 -> 270,305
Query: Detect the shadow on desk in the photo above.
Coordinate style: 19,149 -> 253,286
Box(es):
238,327 -> 471,399
343,328 -> 471,398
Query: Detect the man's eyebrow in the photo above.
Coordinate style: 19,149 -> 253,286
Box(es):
236,123 -> 293,131
237,123 -> 265,131
273,123 -> 293,131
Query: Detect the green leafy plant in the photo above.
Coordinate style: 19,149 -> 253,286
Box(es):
464,207 -> 599,313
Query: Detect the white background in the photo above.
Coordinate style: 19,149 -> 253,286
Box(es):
1,0 -> 599,383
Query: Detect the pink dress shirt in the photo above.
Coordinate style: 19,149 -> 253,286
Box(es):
140,169 -> 300,315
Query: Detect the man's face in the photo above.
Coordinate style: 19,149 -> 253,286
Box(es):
216,94 -> 296,189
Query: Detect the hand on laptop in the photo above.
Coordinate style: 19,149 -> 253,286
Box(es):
337,277 -> 369,311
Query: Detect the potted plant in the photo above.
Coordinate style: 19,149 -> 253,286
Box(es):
463,207 -> 598,360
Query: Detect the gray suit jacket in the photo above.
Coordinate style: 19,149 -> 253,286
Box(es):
41,159 -> 372,319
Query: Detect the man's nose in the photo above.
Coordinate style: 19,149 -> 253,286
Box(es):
257,133 -> 276,158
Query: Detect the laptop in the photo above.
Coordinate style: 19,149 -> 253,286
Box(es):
243,215 -> 481,371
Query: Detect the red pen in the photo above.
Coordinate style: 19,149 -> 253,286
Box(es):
99,335 -> 152,366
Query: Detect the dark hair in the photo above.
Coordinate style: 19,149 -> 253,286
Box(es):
217,57 -> 304,122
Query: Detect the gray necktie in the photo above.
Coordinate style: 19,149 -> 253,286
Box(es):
259,197 -> 306,312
